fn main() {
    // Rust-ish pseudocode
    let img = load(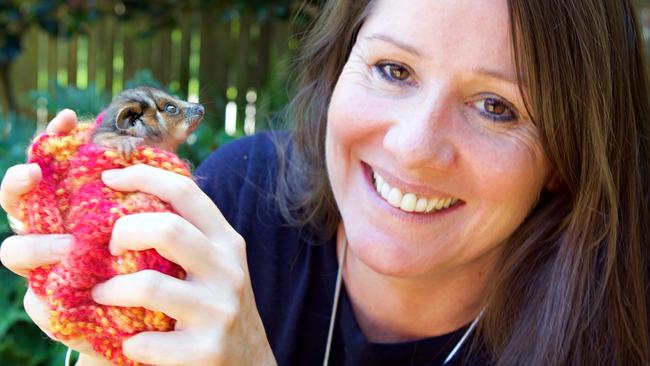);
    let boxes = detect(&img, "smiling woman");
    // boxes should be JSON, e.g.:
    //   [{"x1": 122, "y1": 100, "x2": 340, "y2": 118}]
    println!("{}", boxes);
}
[
  {"x1": 0, "y1": 0, "x2": 649, "y2": 365},
  {"x1": 275, "y1": 0, "x2": 650, "y2": 364}
]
